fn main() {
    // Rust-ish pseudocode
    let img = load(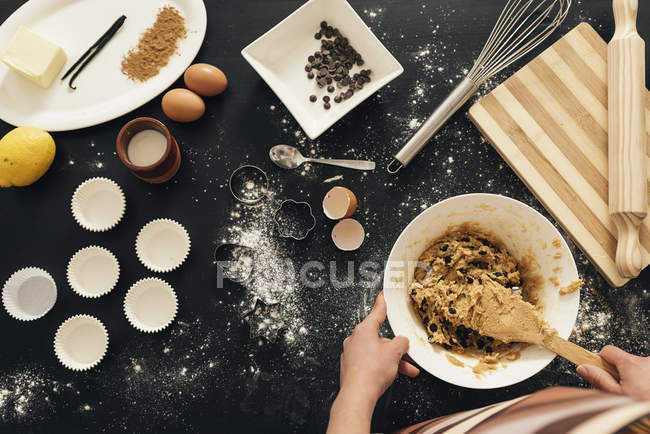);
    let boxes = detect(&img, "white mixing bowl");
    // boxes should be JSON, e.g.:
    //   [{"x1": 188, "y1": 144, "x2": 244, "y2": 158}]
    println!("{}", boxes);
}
[{"x1": 383, "y1": 193, "x2": 580, "y2": 389}]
